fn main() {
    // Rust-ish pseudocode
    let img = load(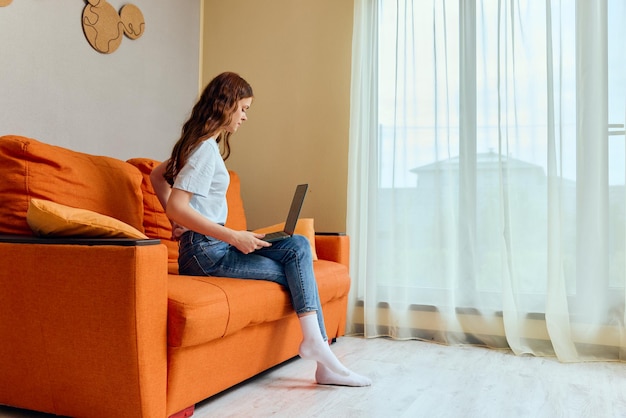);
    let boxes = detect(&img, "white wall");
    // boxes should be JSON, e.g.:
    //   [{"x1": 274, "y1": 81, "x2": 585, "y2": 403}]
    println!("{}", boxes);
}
[{"x1": 0, "y1": 0, "x2": 200, "y2": 161}]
